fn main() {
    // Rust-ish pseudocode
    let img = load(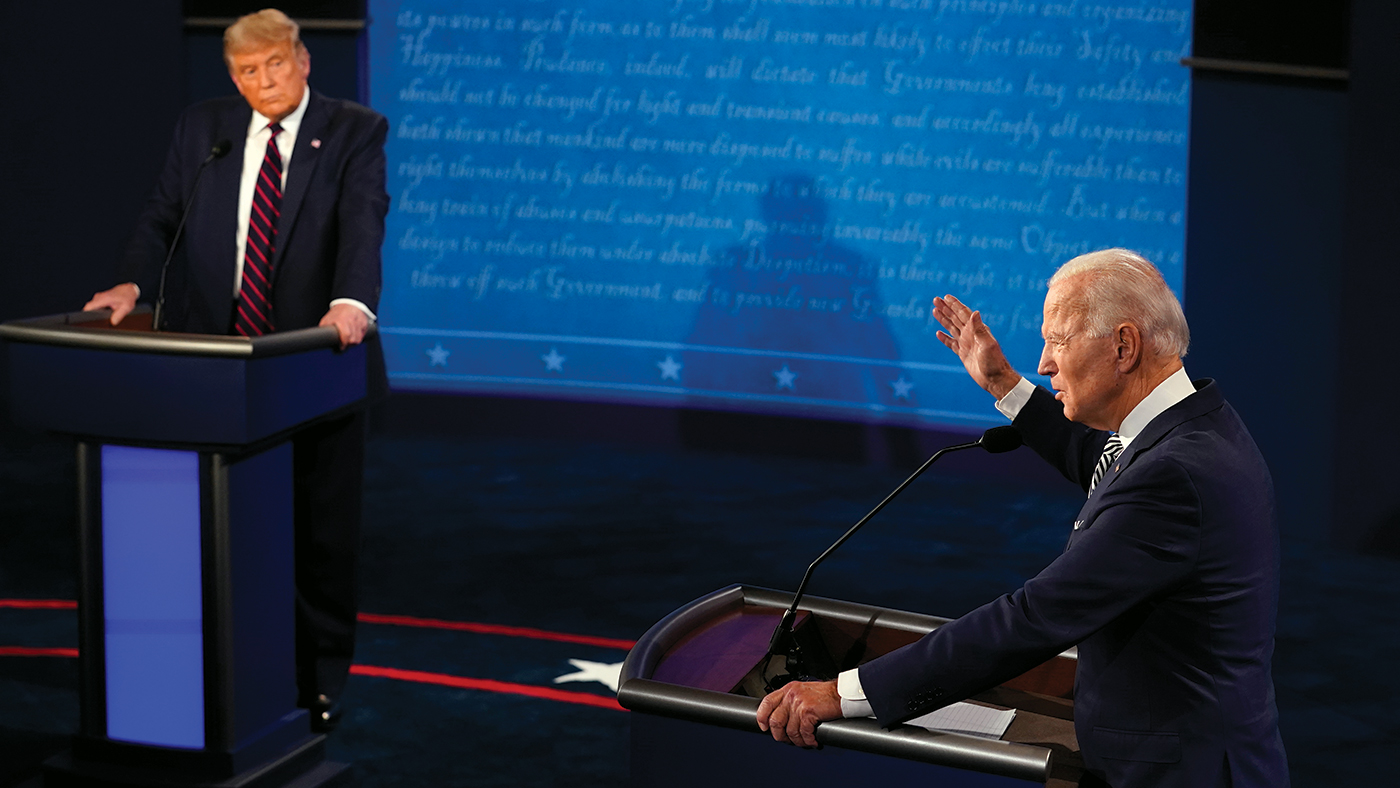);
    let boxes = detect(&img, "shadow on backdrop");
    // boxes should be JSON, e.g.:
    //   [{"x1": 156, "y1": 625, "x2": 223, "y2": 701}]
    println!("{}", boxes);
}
[{"x1": 680, "y1": 175, "x2": 906, "y2": 456}]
